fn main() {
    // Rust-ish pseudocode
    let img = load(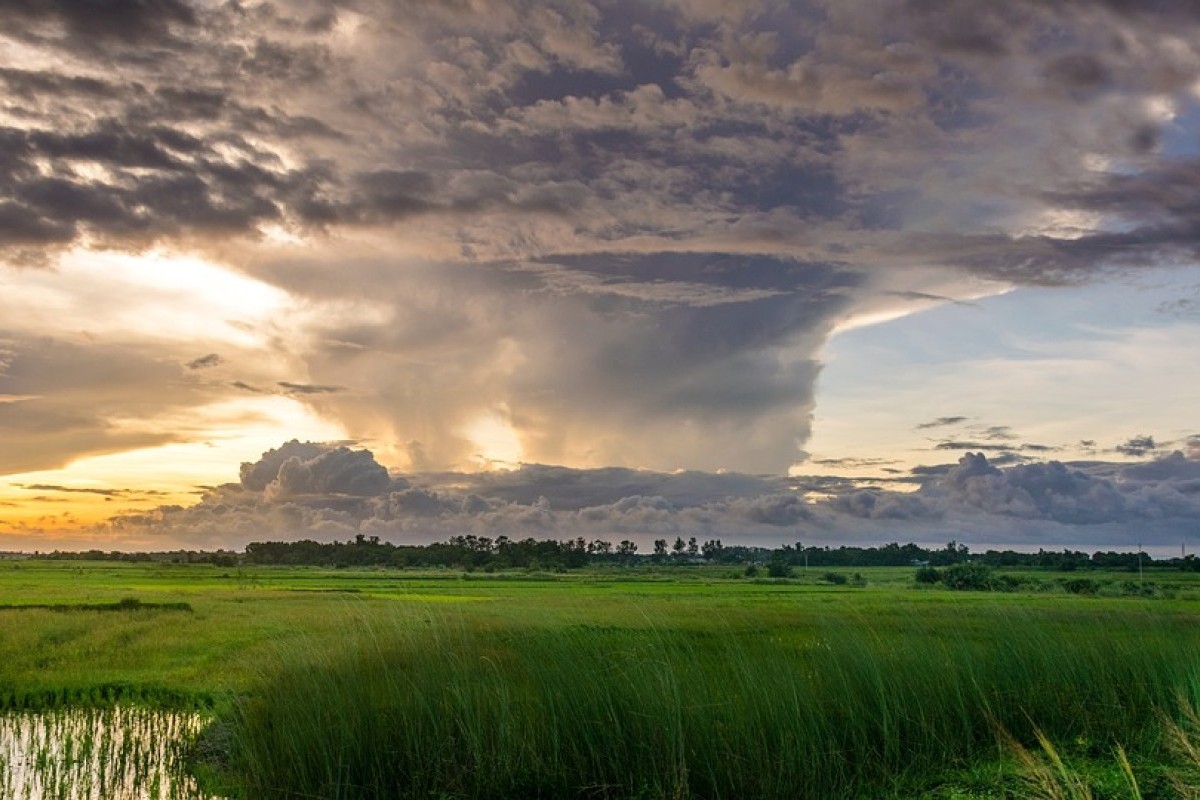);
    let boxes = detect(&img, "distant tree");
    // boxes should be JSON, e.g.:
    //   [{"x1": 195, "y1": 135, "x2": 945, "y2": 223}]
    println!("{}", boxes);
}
[
  {"x1": 653, "y1": 539, "x2": 668, "y2": 562},
  {"x1": 930, "y1": 540, "x2": 971, "y2": 566},
  {"x1": 701, "y1": 539, "x2": 724, "y2": 561},
  {"x1": 686, "y1": 537, "x2": 699, "y2": 557},
  {"x1": 672, "y1": 537, "x2": 686, "y2": 557},
  {"x1": 588, "y1": 539, "x2": 613, "y2": 556}
]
